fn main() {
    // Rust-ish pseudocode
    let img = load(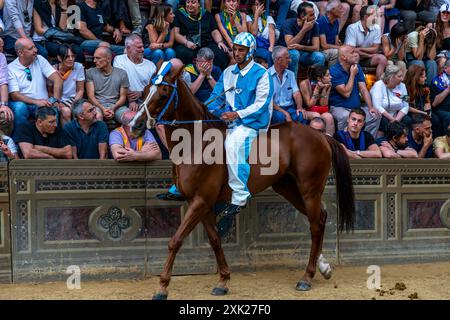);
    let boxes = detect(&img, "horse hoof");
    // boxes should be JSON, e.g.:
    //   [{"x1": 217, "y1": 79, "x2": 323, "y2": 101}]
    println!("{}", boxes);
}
[
  {"x1": 211, "y1": 287, "x2": 229, "y2": 296},
  {"x1": 152, "y1": 293, "x2": 168, "y2": 300},
  {"x1": 296, "y1": 280, "x2": 312, "y2": 291}
]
